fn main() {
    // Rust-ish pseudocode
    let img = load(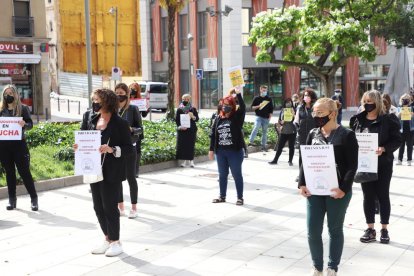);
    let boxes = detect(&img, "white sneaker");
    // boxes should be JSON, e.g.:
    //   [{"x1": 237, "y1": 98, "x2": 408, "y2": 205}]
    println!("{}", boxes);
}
[
  {"x1": 128, "y1": 209, "x2": 137, "y2": 219},
  {"x1": 310, "y1": 267, "x2": 323, "y2": 276},
  {"x1": 180, "y1": 160, "x2": 188, "y2": 167},
  {"x1": 408, "y1": 160, "x2": 412, "y2": 166},
  {"x1": 326, "y1": 268, "x2": 337, "y2": 276},
  {"x1": 91, "y1": 240, "x2": 110, "y2": 254},
  {"x1": 119, "y1": 209, "x2": 126, "y2": 216},
  {"x1": 105, "y1": 241, "x2": 123, "y2": 257},
  {"x1": 396, "y1": 160, "x2": 402, "y2": 165},
  {"x1": 189, "y1": 160, "x2": 195, "y2": 168}
]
